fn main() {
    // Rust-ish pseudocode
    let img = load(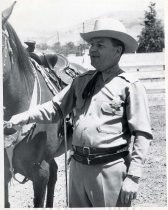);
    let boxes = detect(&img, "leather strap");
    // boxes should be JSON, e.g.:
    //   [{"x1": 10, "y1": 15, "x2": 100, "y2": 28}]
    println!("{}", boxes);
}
[
  {"x1": 72, "y1": 144, "x2": 128, "y2": 156},
  {"x1": 73, "y1": 150, "x2": 129, "y2": 165}
]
